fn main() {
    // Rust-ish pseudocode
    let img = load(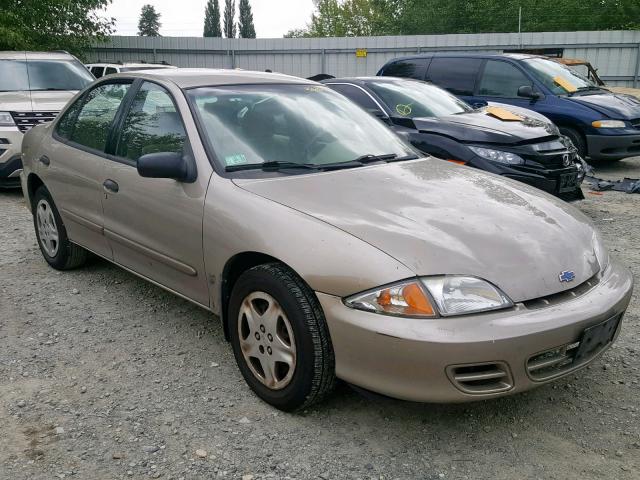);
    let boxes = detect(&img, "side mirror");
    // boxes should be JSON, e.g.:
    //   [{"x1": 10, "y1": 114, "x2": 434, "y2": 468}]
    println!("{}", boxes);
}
[
  {"x1": 137, "y1": 151, "x2": 195, "y2": 182},
  {"x1": 517, "y1": 85, "x2": 542, "y2": 100},
  {"x1": 471, "y1": 100, "x2": 488, "y2": 108}
]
